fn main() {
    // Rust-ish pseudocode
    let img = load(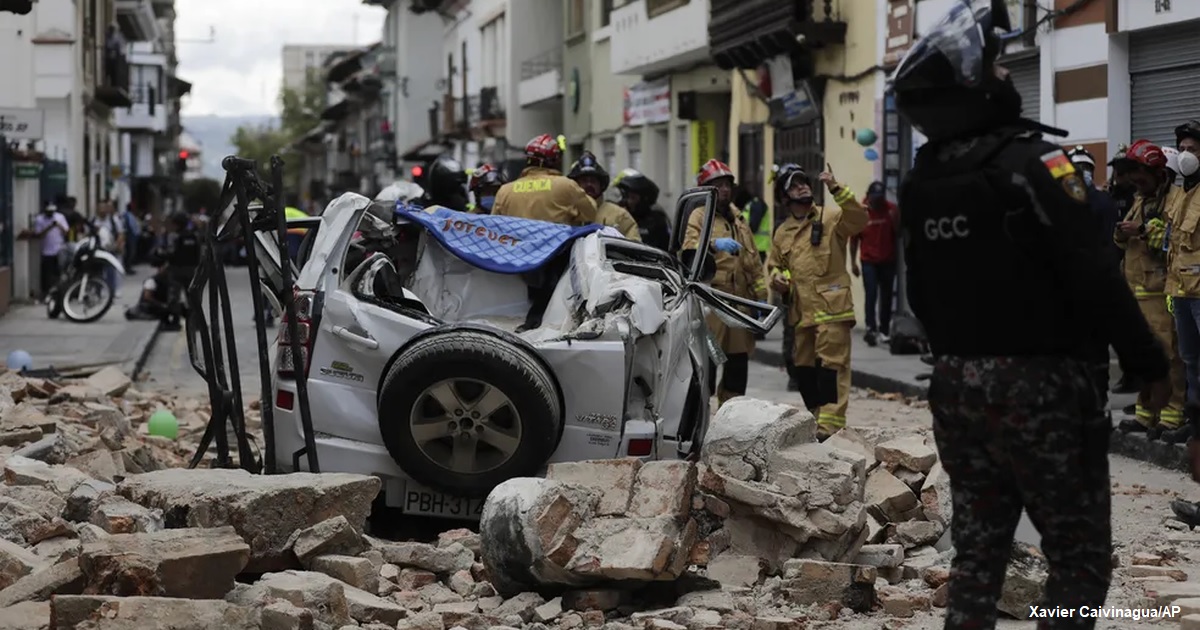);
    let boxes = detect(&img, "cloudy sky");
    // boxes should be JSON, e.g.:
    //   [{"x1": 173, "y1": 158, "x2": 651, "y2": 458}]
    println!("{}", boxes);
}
[{"x1": 175, "y1": 0, "x2": 386, "y2": 117}]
